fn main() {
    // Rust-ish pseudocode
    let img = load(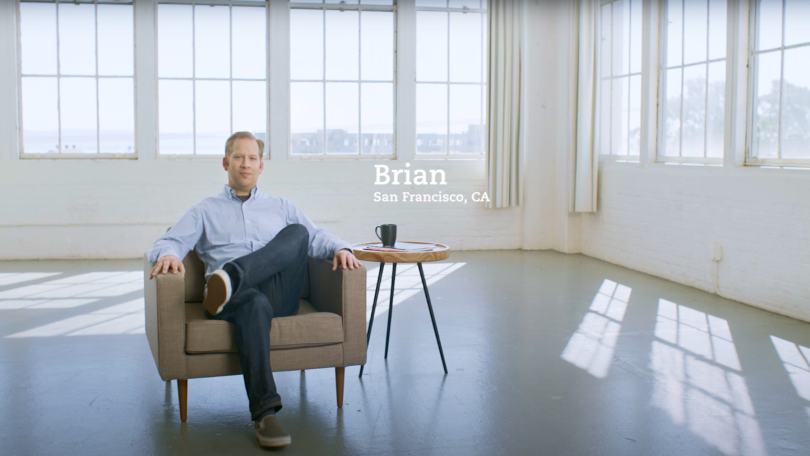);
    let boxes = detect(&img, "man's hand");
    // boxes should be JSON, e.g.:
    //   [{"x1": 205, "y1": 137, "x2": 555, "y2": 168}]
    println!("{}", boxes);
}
[
  {"x1": 332, "y1": 249, "x2": 361, "y2": 271},
  {"x1": 149, "y1": 255, "x2": 186, "y2": 279}
]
